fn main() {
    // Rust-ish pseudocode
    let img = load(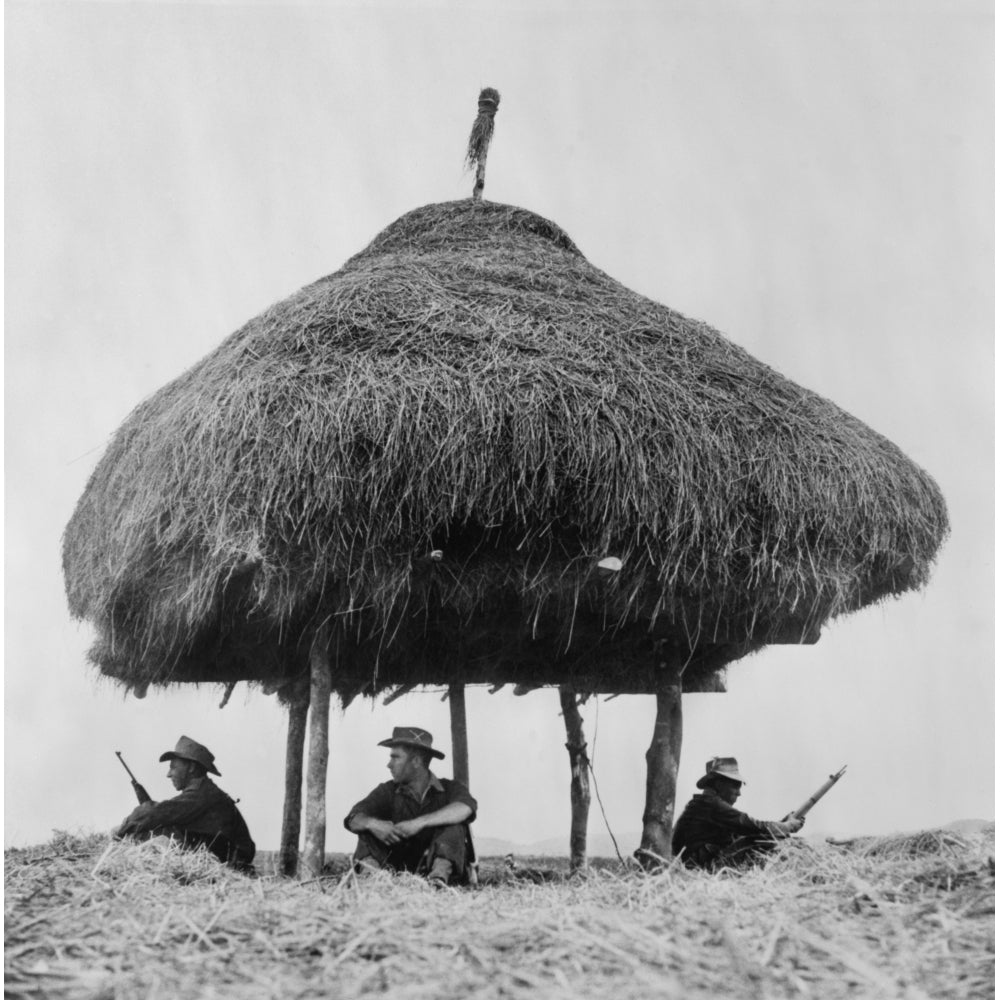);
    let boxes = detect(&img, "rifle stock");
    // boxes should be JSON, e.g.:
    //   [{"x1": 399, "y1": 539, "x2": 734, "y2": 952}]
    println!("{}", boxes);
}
[
  {"x1": 789, "y1": 765, "x2": 846, "y2": 821},
  {"x1": 115, "y1": 751, "x2": 152, "y2": 805}
]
